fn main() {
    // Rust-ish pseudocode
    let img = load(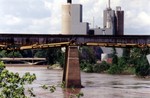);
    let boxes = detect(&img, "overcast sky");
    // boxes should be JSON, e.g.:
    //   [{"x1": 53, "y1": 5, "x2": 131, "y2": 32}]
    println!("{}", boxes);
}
[{"x1": 0, "y1": 0, "x2": 149, "y2": 35}]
